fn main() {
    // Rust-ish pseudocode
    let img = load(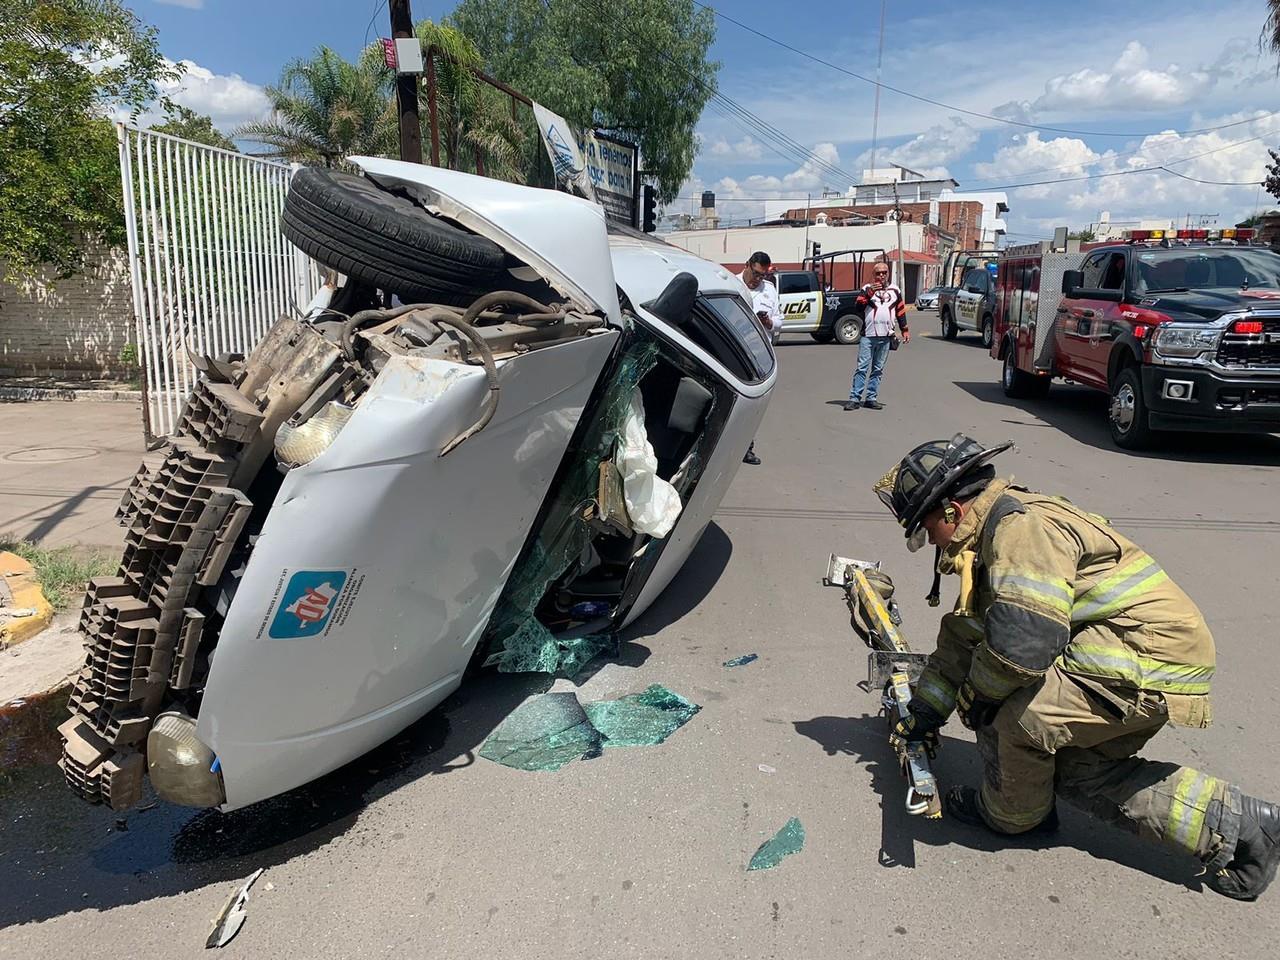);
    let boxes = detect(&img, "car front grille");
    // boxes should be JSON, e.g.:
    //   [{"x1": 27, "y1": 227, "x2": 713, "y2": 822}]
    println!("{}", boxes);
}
[{"x1": 1217, "y1": 317, "x2": 1280, "y2": 368}]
